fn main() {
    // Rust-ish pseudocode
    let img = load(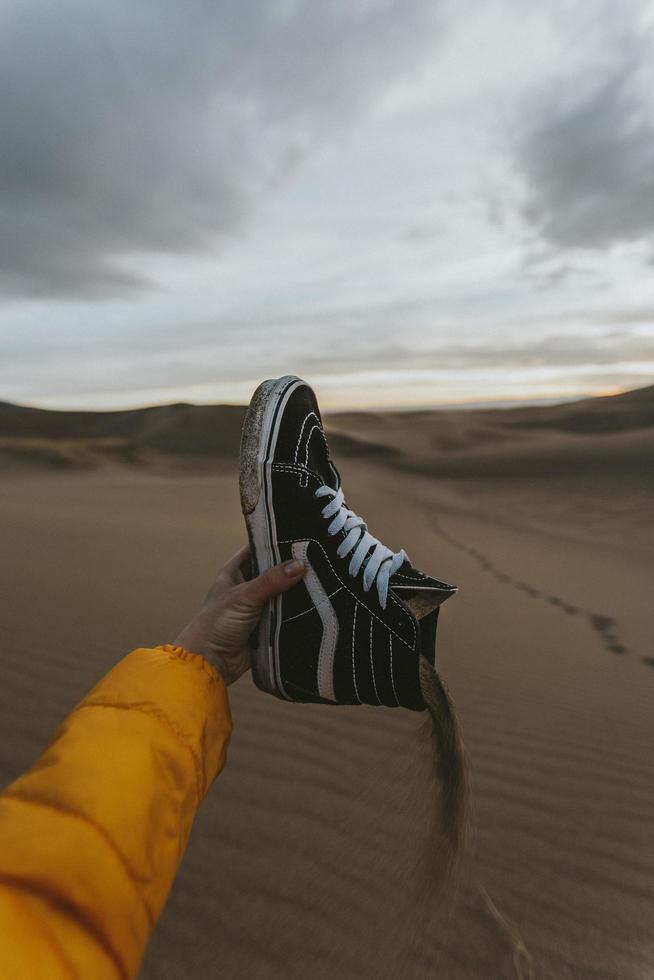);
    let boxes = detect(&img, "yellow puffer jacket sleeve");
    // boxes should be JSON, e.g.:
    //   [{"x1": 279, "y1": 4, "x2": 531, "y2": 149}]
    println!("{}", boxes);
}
[{"x1": 0, "y1": 644, "x2": 232, "y2": 980}]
